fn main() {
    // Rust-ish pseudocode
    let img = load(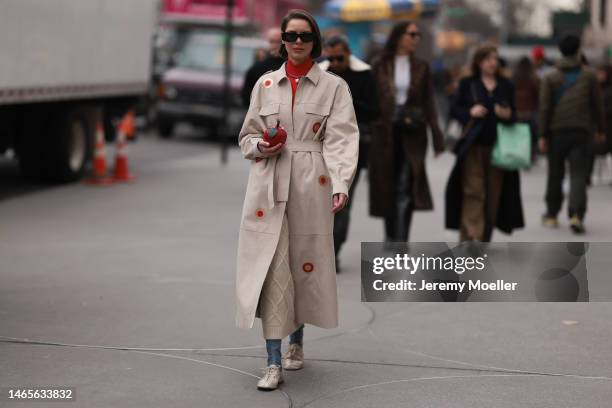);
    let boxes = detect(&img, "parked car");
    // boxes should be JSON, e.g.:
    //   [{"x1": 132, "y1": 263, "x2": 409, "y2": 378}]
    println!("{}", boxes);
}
[{"x1": 156, "y1": 33, "x2": 266, "y2": 138}]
